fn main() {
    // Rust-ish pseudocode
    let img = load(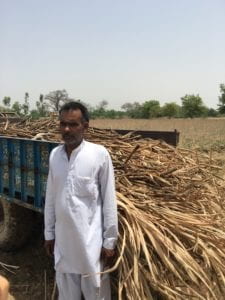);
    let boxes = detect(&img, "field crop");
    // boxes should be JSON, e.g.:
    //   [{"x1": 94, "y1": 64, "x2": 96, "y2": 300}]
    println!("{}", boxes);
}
[
  {"x1": 90, "y1": 117, "x2": 225, "y2": 152},
  {"x1": 91, "y1": 117, "x2": 225, "y2": 174}
]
